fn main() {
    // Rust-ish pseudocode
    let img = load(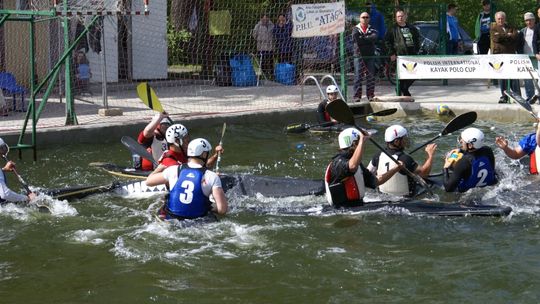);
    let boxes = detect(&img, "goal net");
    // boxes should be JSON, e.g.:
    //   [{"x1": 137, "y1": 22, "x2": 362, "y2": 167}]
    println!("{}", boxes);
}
[{"x1": 1, "y1": 0, "x2": 346, "y2": 129}]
